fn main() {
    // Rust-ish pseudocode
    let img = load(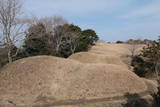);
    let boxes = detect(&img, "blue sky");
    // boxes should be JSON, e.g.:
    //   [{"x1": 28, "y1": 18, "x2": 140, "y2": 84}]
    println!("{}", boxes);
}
[{"x1": 24, "y1": 0, "x2": 160, "y2": 42}]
